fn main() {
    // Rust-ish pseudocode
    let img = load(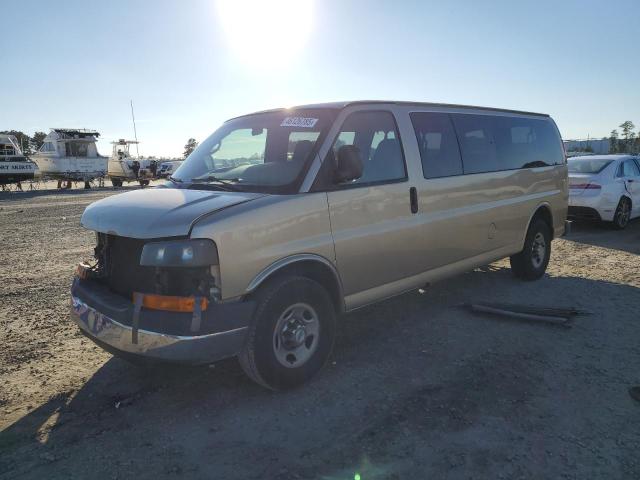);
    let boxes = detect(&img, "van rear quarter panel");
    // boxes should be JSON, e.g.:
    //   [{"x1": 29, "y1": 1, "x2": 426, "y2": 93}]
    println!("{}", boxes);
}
[
  {"x1": 410, "y1": 165, "x2": 566, "y2": 271},
  {"x1": 189, "y1": 192, "x2": 335, "y2": 301}
]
